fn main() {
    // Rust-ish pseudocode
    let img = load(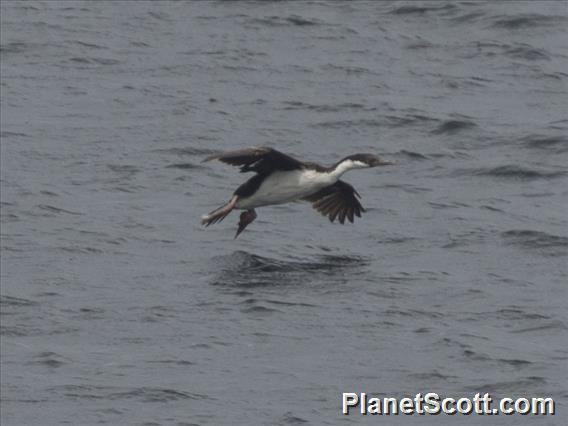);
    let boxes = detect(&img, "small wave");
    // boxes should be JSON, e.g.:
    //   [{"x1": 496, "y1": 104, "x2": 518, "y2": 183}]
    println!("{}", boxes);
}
[
  {"x1": 396, "y1": 150, "x2": 429, "y2": 160},
  {"x1": 517, "y1": 192, "x2": 556, "y2": 198},
  {"x1": 0, "y1": 131, "x2": 29, "y2": 138},
  {"x1": 221, "y1": 64, "x2": 257, "y2": 72},
  {"x1": 0, "y1": 41, "x2": 32, "y2": 54},
  {"x1": 130, "y1": 38, "x2": 152, "y2": 47},
  {"x1": 281, "y1": 101, "x2": 372, "y2": 112},
  {"x1": 265, "y1": 299, "x2": 317, "y2": 308},
  {"x1": 493, "y1": 308, "x2": 550, "y2": 321},
  {"x1": 320, "y1": 118, "x2": 372, "y2": 129},
  {"x1": 313, "y1": 113, "x2": 437, "y2": 130},
  {"x1": 385, "y1": 111, "x2": 438, "y2": 126},
  {"x1": 385, "y1": 308, "x2": 444, "y2": 319},
  {"x1": 0, "y1": 325, "x2": 33, "y2": 337},
  {"x1": 56, "y1": 246, "x2": 104, "y2": 255},
  {"x1": 382, "y1": 235, "x2": 418, "y2": 244},
  {"x1": 28, "y1": 351, "x2": 69, "y2": 368},
  {"x1": 241, "y1": 305, "x2": 281, "y2": 315},
  {"x1": 512, "y1": 321, "x2": 568, "y2": 334},
  {"x1": 37, "y1": 204, "x2": 82, "y2": 215},
  {"x1": 51, "y1": 384, "x2": 104, "y2": 400},
  {"x1": 389, "y1": 4, "x2": 456, "y2": 15},
  {"x1": 50, "y1": 385, "x2": 209, "y2": 402},
  {"x1": 542, "y1": 71, "x2": 568, "y2": 81},
  {"x1": 9, "y1": 4, "x2": 40, "y2": 11},
  {"x1": 463, "y1": 350, "x2": 491, "y2": 362},
  {"x1": 286, "y1": 15, "x2": 320, "y2": 26},
  {"x1": 3, "y1": 323, "x2": 78, "y2": 337},
  {"x1": 57, "y1": 6, "x2": 92, "y2": 12},
  {"x1": 381, "y1": 183, "x2": 432, "y2": 194},
  {"x1": 320, "y1": 64, "x2": 375, "y2": 75},
  {"x1": 431, "y1": 119, "x2": 477, "y2": 134},
  {"x1": 439, "y1": 337, "x2": 472, "y2": 350},
  {"x1": 442, "y1": 76, "x2": 489, "y2": 89},
  {"x1": 166, "y1": 162, "x2": 205, "y2": 170},
  {"x1": 278, "y1": 412, "x2": 309, "y2": 425},
  {"x1": 146, "y1": 359, "x2": 195, "y2": 366},
  {"x1": 451, "y1": 11, "x2": 486, "y2": 24},
  {"x1": 0, "y1": 215, "x2": 20, "y2": 224},
  {"x1": 501, "y1": 229, "x2": 568, "y2": 254},
  {"x1": 152, "y1": 146, "x2": 217, "y2": 157},
  {"x1": 461, "y1": 165, "x2": 567, "y2": 180},
  {"x1": 429, "y1": 201, "x2": 470, "y2": 210},
  {"x1": 107, "y1": 164, "x2": 140, "y2": 175},
  {"x1": 224, "y1": 251, "x2": 361, "y2": 273},
  {"x1": 238, "y1": 298, "x2": 306, "y2": 314},
  {"x1": 404, "y1": 39, "x2": 434, "y2": 50},
  {"x1": 0, "y1": 295, "x2": 38, "y2": 307},
  {"x1": 394, "y1": 149, "x2": 462, "y2": 161},
  {"x1": 409, "y1": 370, "x2": 454, "y2": 381},
  {"x1": 251, "y1": 15, "x2": 322, "y2": 27},
  {"x1": 498, "y1": 358, "x2": 533, "y2": 367},
  {"x1": 442, "y1": 229, "x2": 487, "y2": 249},
  {"x1": 480, "y1": 205, "x2": 504, "y2": 213},
  {"x1": 210, "y1": 250, "x2": 366, "y2": 287},
  {"x1": 148, "y1": 10, "x2": 170, "y2": 21},
  {"x1": 491, "y1": 14, "x2": 566, "y2": 30},
  {"x1": 76, "y1": 307, "x2": 106, "y2": 320},
  {"x1": 68, "y1": 56, "x2": 120, "y2": 66},
  {"x1": 74, "y1": 40, "x2": 106, "y2": 50},
  {"x1": 111, "y1": 387, "x2": 209, "y2": 402},
  {"x1": 506, "y1": 45, "x2": 551, "y2": 61},
  {"x1": 522, "y1": 135, "x2": 568, "y2": 153}
]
